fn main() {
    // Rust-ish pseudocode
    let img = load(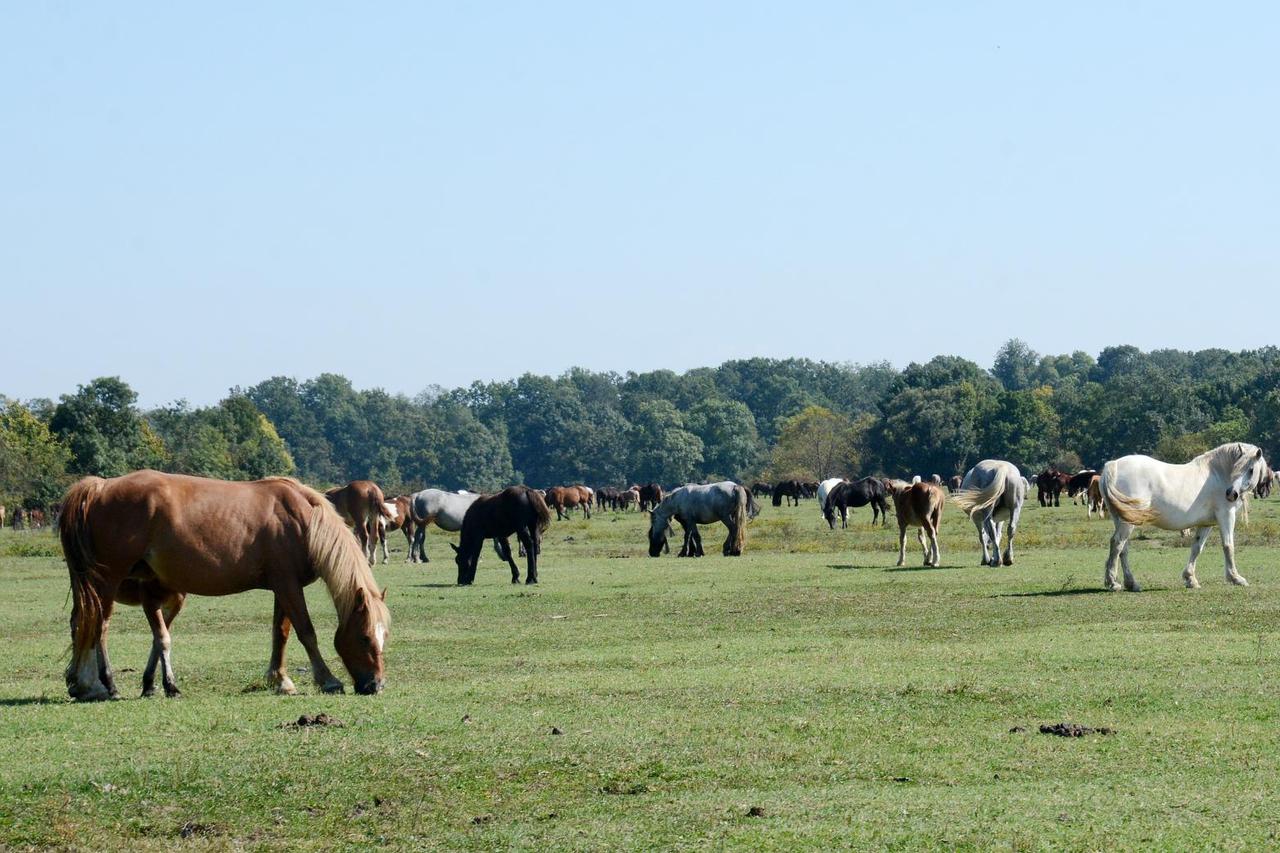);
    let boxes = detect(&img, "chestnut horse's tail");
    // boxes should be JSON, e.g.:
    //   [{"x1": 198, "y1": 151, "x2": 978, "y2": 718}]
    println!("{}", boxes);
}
[
  {"x1": 60, "y1": 477, "x2": 109, "y2": 668},
  {"x1": 528, "y1": 487, "x2": 552, "y2": 536}
]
